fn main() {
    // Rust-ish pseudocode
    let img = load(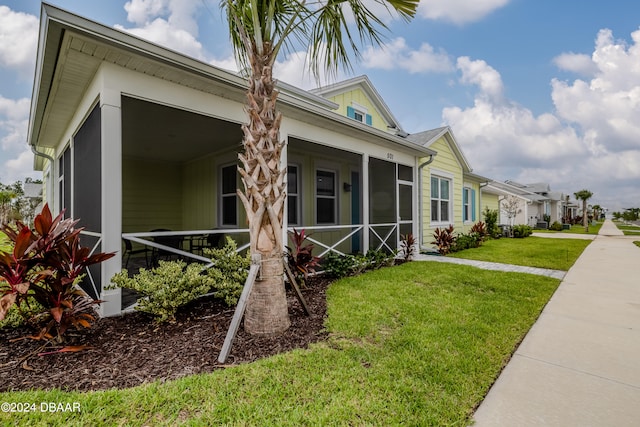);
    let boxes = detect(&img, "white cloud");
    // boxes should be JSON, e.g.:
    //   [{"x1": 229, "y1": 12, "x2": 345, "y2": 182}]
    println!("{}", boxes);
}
[
  {"x1": 553, "y1": 52, "x2": 597, "y2": 77},
  {"x1": 0, "y1": 95, "x2": 30, "y2": 152},
  {"x1": 0, "y1": 6, "x2": 38, "y2": 75},
  {"x1": 417, "y1": 0, "x2": 511, "y2": 25},
  {"x1": 456, "y1": 56, "x2": 504, "y2": 102},
  {"x1": 442, "y1": 27, "x2": 640, "y2": 211},
  {"x1": 362, "y1": 38, "x2": 454, "y2": 73},
  {"x1": 1, "y1": 149, "x2": 39, "y2": 184},
  {"x1": 117, "y1": 0, "x2": 205, "y2": 59},
  {"x1": 551, "y1": 28, "x2": 640, "y2": 152}
]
